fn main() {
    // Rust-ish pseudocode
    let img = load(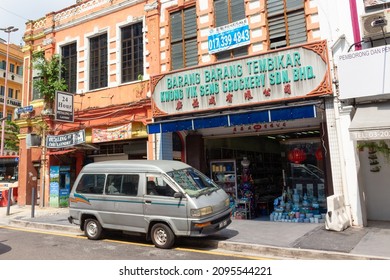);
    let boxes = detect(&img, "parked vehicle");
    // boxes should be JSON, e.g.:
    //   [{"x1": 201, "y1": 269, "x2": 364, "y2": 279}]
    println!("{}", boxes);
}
[{"x1": 68, "y1": 160, "x2": 232, "y2": 249}]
